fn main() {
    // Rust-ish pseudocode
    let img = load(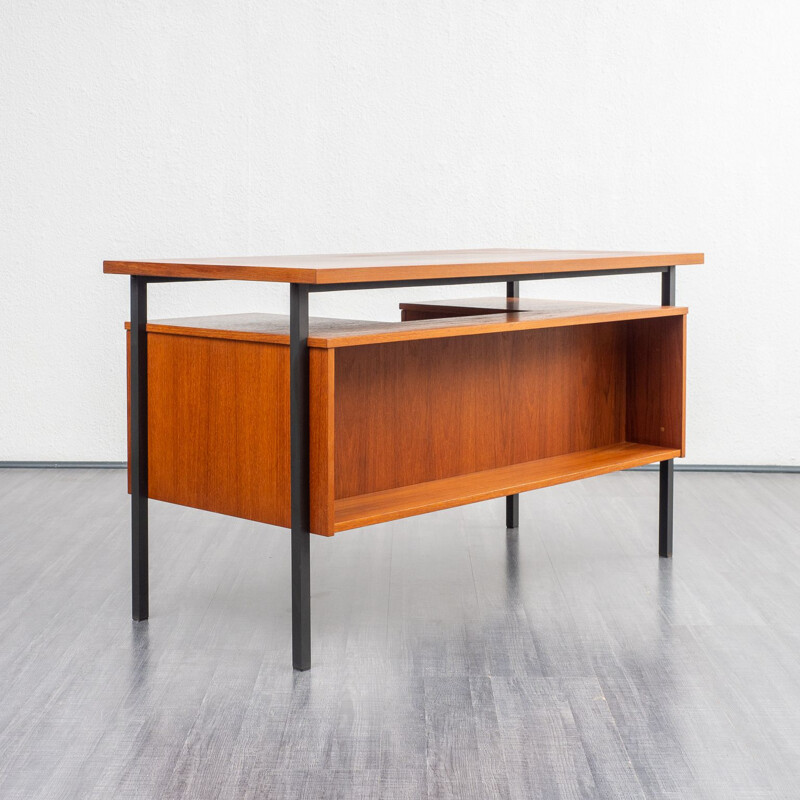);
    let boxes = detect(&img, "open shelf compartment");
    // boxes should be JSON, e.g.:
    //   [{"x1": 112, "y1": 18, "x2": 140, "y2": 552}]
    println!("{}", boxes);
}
[
  {"x1": 129, "y1": 299, "x2": 686, "y2": 536},
  {"x1": 314, "y1": 306, "x2": 686, "y2": 535},
  {"x1": 334, "y1": 442, "x2": 680, "y2": 531}
]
